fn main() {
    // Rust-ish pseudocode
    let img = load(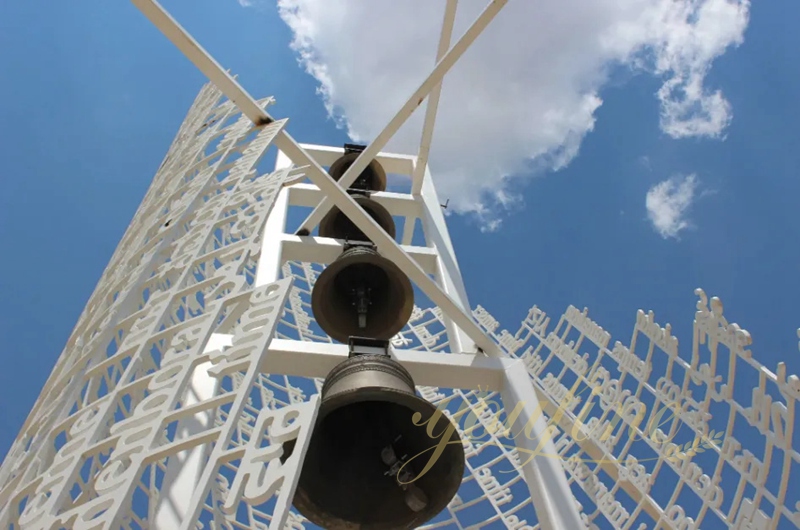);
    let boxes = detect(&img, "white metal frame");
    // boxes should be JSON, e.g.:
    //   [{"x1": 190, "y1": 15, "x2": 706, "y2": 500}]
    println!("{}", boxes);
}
[
  {"x1": 132, "y1": 1, "x2": 586, "y2": 528},
  {"x1": 253, "y1": 144, "x2": 584, "y2": 528},
  {"x1": 131, "y1": 0, "x2": 503, "y2": 357},
  {"x1": 2, "y1": 3, "x2": 796, "y2": 523}
]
